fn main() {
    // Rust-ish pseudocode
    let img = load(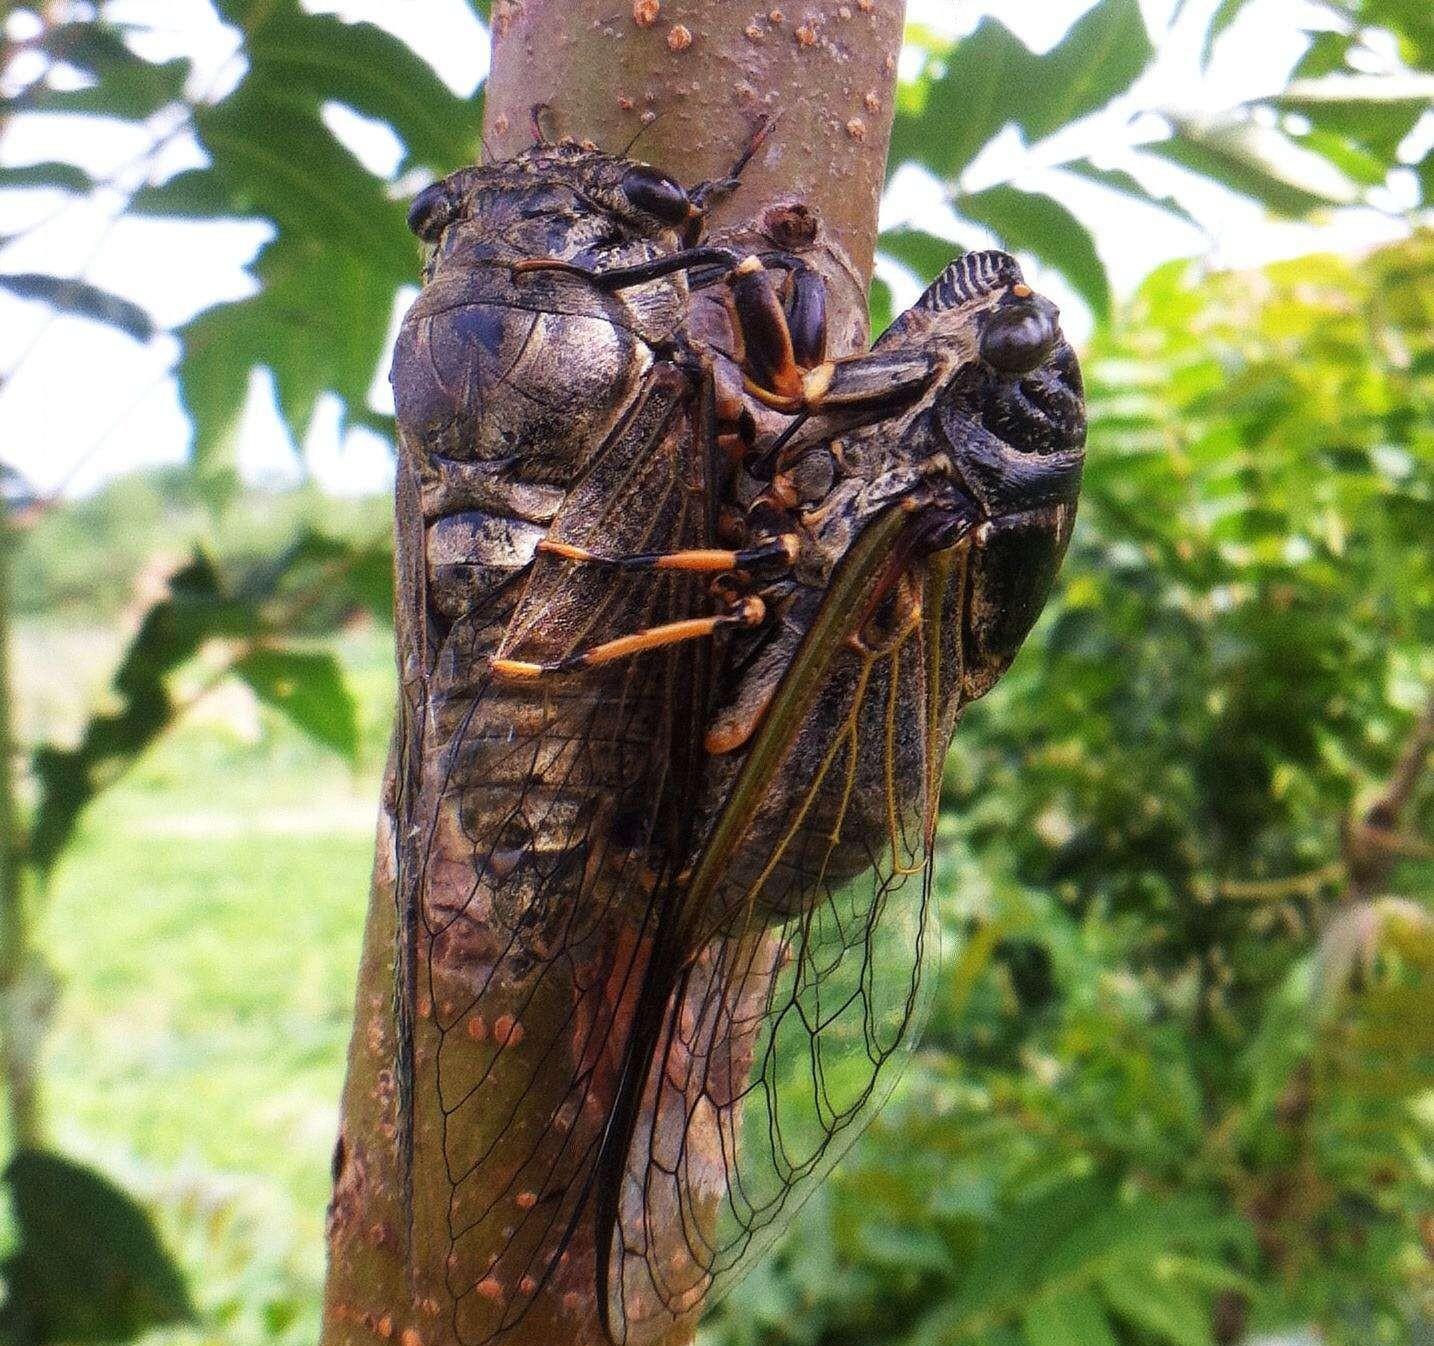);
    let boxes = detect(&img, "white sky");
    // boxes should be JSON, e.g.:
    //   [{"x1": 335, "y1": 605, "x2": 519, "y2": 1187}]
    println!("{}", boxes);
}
[{"x1": 0, "y1": 0, "x2": 1424, "y2": 499}]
